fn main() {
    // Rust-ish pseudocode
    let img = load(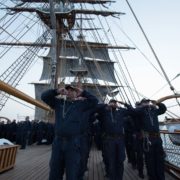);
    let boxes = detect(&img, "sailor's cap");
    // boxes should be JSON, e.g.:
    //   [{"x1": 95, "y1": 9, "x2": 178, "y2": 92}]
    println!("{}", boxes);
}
[
  {"x1": 140, "y1": 98, "x2": 151, "y2": 104},
  {"x1": 65, "y1": 85, "x2": 77, "y2": 91},
  {"x1": 109, "y1": 99, "x2": 117, "y2": 103}
]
